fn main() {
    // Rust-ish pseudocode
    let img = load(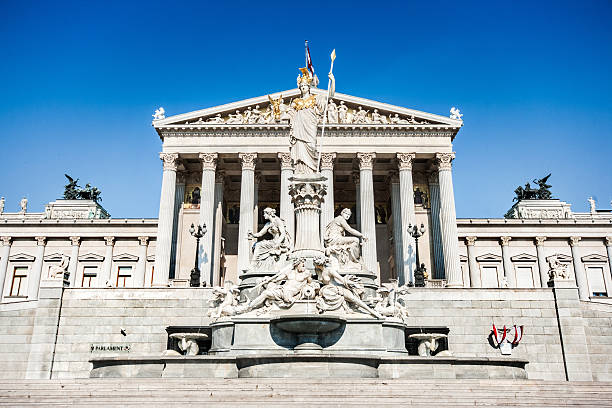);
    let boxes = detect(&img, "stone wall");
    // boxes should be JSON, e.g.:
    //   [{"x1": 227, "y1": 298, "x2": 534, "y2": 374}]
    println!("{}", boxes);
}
[{"x1": 582, "y1": 301, "x2": 612, "y2": 381}]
